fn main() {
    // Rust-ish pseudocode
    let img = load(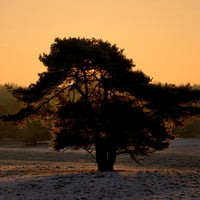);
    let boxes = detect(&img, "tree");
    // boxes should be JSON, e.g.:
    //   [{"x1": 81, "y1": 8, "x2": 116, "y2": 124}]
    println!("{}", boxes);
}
[
  {"x1": 0, "y1": 85, "x2": 21, "y2": 140},
  {"x1": 1, "y1": 37, "x2": 200, "y2": 171},
  {"x1": 0, "y1": 84, "x2": 51, "y2": 143},
  {"x1": 0, "y1": 84, "x2": 21, "y2": 115}
]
